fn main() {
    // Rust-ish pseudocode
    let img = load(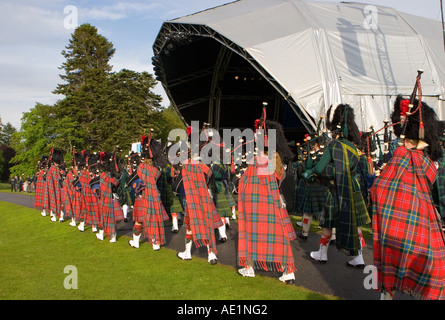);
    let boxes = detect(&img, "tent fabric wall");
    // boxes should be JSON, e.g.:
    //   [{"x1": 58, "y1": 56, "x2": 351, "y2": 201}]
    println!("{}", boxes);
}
[{"x1": 156, "y1": 0, "x2": 445, "y2": 131}]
